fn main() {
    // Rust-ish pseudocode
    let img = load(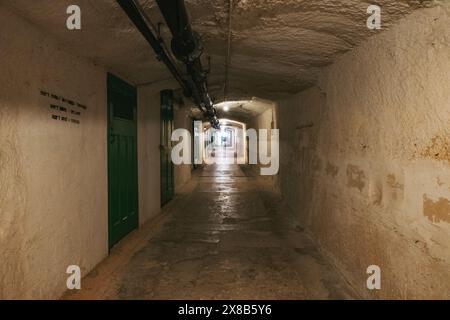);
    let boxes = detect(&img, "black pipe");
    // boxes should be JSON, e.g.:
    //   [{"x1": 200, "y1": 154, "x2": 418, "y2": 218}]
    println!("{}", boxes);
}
[
  {"x1": 155, "y1": 0, "x2": 219, "y2": 128},
  {"x1": 117, "y1": 0, "x2": 219, "y2": 128},
  {"x1": 116, "y1": 0, "x2": 191, "y2": 96},
  {"x1": 155, "y1": 0, "x2": 200, "y2": 63}
]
